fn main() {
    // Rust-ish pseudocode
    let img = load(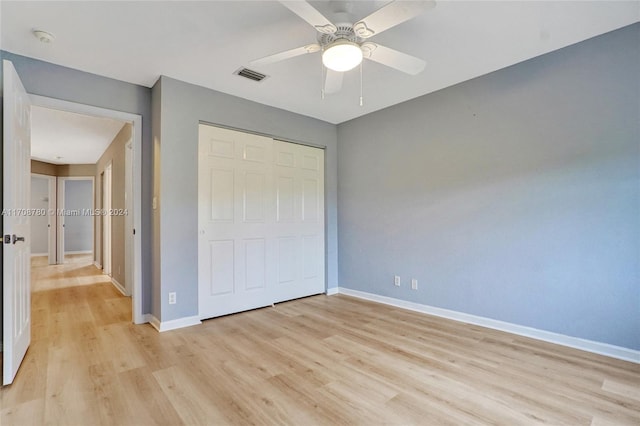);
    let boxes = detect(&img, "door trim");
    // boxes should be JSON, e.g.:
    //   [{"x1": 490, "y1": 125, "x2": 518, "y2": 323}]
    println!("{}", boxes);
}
[
  {"x1": 124, "y1": 140, "x2": 134, "y2": 295},
  {"x1": 30, "y1": 95, "x2": 145, "y2": 324},
  {"x1": 198, "y1": 119, "x2": 327, "y2": 150},
  {"x1": 102, "y1": 163, "x2": 112, "y2": 276},
  {"x1": 31, "y1": 173, "x2": 57, "y2": 264}
]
